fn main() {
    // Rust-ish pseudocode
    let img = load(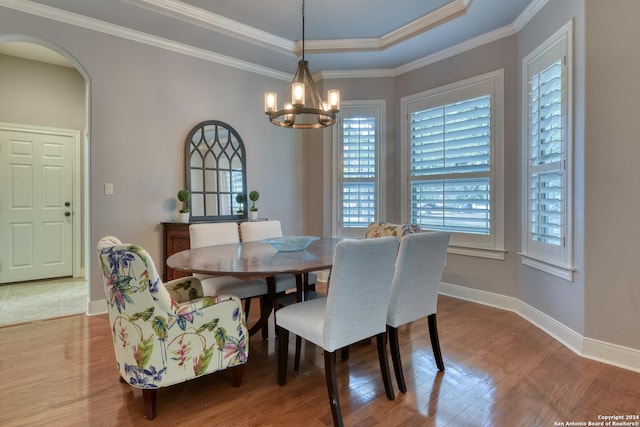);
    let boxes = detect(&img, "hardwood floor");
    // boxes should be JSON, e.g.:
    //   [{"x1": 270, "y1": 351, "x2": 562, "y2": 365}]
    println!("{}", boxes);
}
[{"x1": 1, "y1": 295, "x2": 638, "y2": 426}]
